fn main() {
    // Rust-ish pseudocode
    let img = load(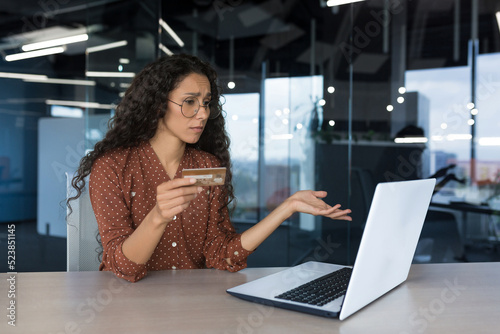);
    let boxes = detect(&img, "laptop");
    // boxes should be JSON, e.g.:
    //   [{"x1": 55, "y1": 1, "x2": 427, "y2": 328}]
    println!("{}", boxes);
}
[{"x1": 227, "y1": 178, "x2": 436, "y2": 320}]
